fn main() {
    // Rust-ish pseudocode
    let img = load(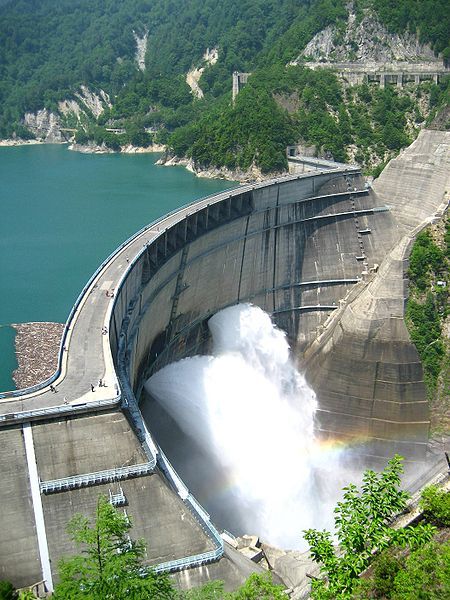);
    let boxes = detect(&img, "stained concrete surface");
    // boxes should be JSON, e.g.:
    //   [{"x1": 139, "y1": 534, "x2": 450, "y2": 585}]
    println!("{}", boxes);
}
[
  {"x1": 32, "y1": 410, "x2": 146, "y2": 480},
  {"x1": 0, "y1": 427, "x2": 41, "y2": 586},
  {"x1": 1, "y1": 138, "x2": 448, "y2": 589}
]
